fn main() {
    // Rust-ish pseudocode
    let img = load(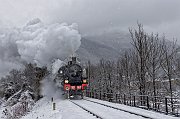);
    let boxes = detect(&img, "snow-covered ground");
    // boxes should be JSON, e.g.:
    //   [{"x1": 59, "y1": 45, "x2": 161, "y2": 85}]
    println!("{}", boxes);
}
[
  {"x1": 20, "y1": 97, "x2": 97, "y2": 119},
  {"x1": 72, "y1": 99, "x2": 145, "y2": 119},
  {"x1": 11, "y1": 96, "x2": 178, "y2": 119},
  {"x1": 85, "y1": 97, "x2": 179, "y2": 119}
]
